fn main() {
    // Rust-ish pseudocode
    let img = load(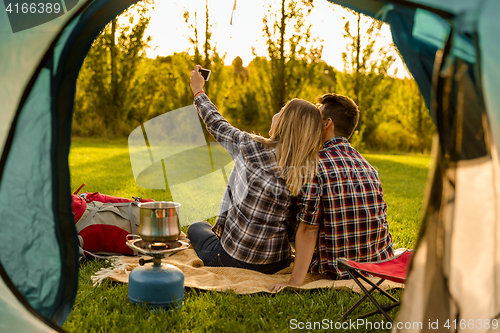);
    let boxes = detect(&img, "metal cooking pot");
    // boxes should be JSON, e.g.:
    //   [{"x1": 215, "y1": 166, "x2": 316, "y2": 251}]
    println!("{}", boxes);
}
[{"x1": 138, "y1": 201, "x2": 181, "y2": 242}]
